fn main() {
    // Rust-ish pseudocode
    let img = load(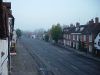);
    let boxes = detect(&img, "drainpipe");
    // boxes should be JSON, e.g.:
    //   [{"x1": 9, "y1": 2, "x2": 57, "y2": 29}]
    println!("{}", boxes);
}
[{"x1": 8, "y1": 29, "x2": 11, "y2": 75}]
